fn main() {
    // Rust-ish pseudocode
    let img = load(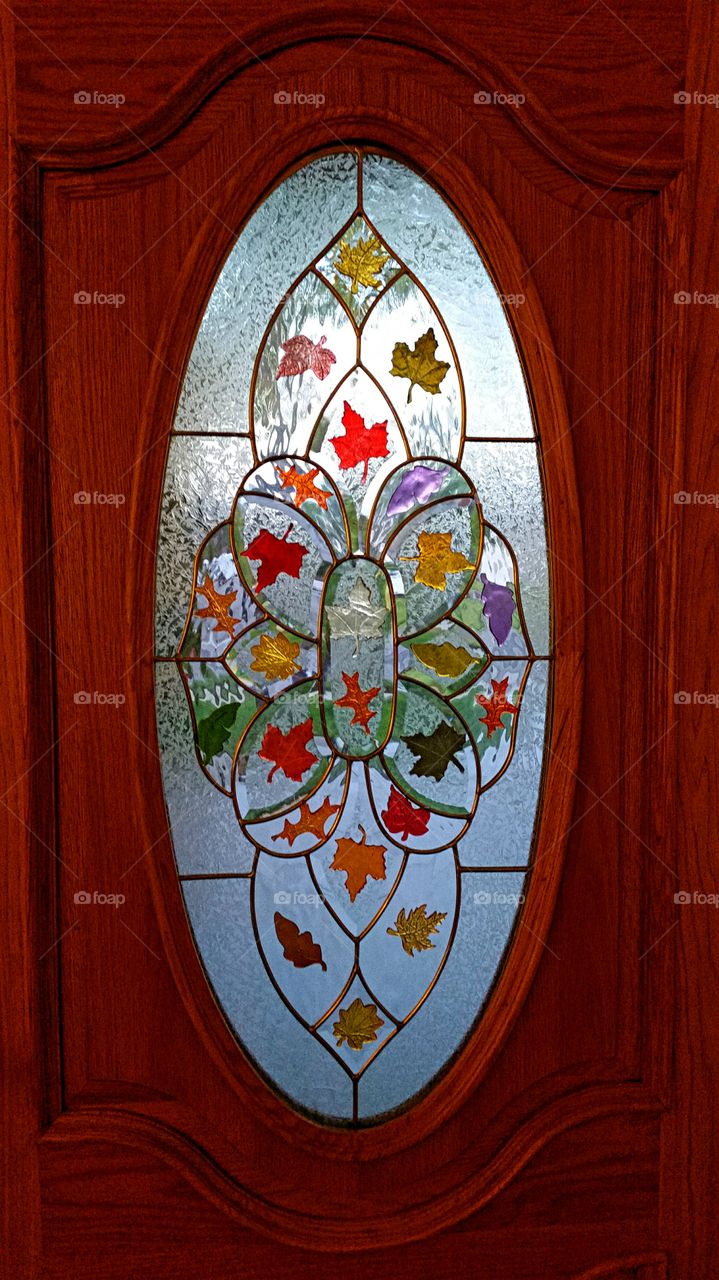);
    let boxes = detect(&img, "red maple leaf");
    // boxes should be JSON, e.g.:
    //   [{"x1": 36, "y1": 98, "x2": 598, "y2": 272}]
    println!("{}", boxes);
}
[
  {"x1": 259, "y1": 719, "x2": 318, "y2": 782},
  {"x1": 476, "y1": 676, "x2": 519, "y2": 737},
  {"x1": 381, "y1": 785, "x2": 430, "y2": 840},
  {"x1": 335, "y1": 671, "x2": 380, "y2": 734},
  {"x1": 330, "y1": 401, "x2": 389, "y2": 482},
  {"x1": 276, "y1": 334, "x2": 336, "y2": 381},
  {"x1": 243, "y1": 525, "x2": 308, "y2": 591}
]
